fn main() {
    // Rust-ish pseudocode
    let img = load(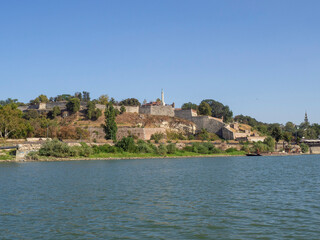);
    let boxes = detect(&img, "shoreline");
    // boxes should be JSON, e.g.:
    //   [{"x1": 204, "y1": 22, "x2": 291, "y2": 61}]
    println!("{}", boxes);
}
[{"x1": 0, "y1": 152, "x2": 306, "y2": 163}]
